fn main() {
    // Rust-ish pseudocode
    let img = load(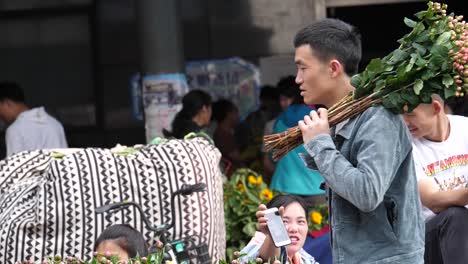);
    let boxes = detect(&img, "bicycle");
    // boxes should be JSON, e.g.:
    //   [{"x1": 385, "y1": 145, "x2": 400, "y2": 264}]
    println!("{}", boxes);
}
[{"x1": 95, "y1": 183, "x2": 211, "y2": 264}]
